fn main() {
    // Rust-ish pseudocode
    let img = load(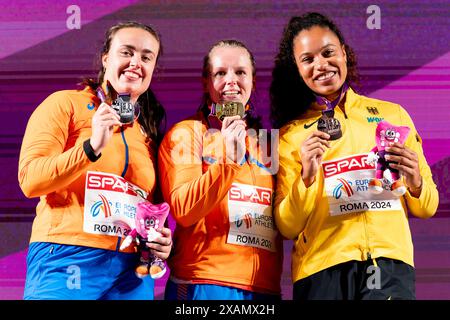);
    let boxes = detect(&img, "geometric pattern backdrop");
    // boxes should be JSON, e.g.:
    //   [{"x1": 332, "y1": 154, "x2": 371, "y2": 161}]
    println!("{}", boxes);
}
[{"x1": 0, "y1": 0, "x2": 449, "y2": 299}]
